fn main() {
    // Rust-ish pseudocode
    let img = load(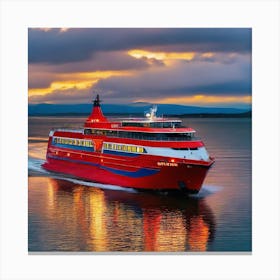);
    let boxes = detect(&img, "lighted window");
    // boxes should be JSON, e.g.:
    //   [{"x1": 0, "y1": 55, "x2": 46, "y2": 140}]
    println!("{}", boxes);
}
[{"x1": 131, "y1": 146, "x2": 136, "y2": 152}]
